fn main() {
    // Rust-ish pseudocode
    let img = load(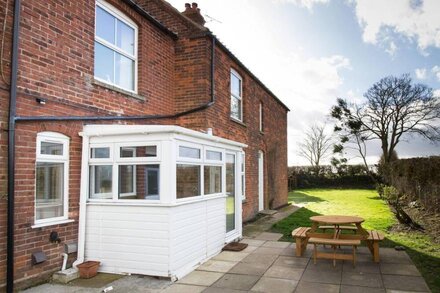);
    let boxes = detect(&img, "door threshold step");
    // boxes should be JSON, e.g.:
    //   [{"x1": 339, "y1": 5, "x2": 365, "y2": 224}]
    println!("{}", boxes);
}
[{"x1": 259, "y1": 209, "x2": 277, "y2": 215}]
